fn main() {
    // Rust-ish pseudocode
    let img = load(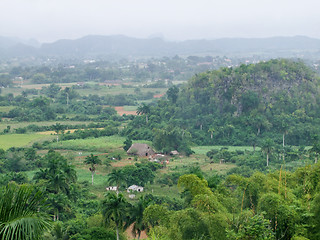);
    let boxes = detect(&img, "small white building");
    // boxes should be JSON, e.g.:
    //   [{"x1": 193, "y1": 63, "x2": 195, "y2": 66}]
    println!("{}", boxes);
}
[
  {"x1": 127, "y1": 185, "x2": 144, "y2": 193},
  {"x1": 106, "y1": 186, "x2": 118, "y2": 191},
  {"x1": 129, "y1": 194, "x2": 136, "y2": 199},
  {"x1": 170, "y1": 150, "x2": 179, "y2": 156},
  {"x1": 149, "y1": 154, "x2": 168, "y2": 163}
]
